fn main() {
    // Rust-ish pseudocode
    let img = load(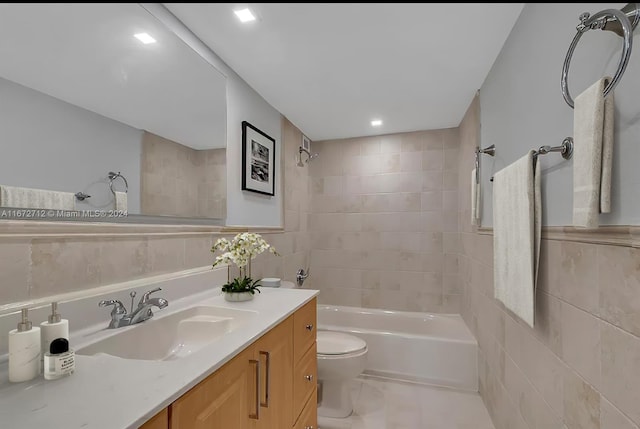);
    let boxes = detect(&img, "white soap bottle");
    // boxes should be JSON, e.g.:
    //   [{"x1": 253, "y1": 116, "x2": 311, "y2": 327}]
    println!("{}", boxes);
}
[
  {"x1": 40, "y1": 302, "x2": 69, "y2": 372},
  {"x1": 8, "y1": 309, "x2": 41, "y2": 383}
]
